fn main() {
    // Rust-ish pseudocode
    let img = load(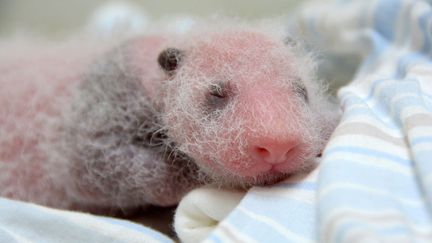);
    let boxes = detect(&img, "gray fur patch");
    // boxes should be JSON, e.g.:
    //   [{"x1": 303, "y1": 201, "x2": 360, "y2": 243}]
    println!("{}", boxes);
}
[{"x1": 59, "y1": 48, "x2": 203, "y2": 210}]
